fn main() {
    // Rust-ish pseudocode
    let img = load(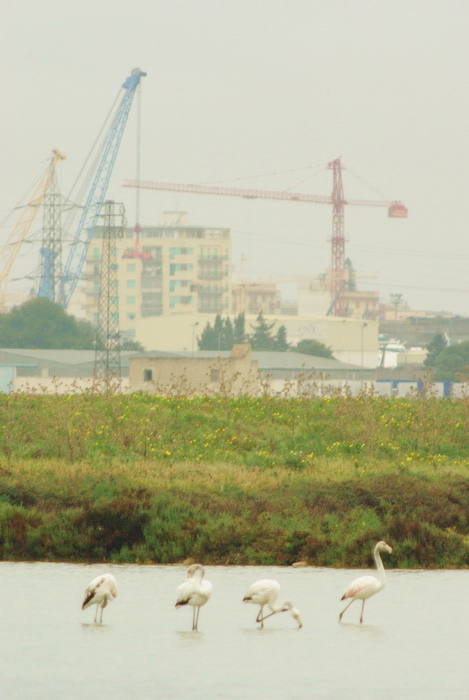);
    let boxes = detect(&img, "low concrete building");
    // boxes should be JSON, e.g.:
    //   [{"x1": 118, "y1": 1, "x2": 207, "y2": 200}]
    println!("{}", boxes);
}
[
  {"x1": 129, "y1": 345, "x2": 375, "y2": 397},
  {"x1": 130, "y1": 344, "x2": 258, "y2": 396}
]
